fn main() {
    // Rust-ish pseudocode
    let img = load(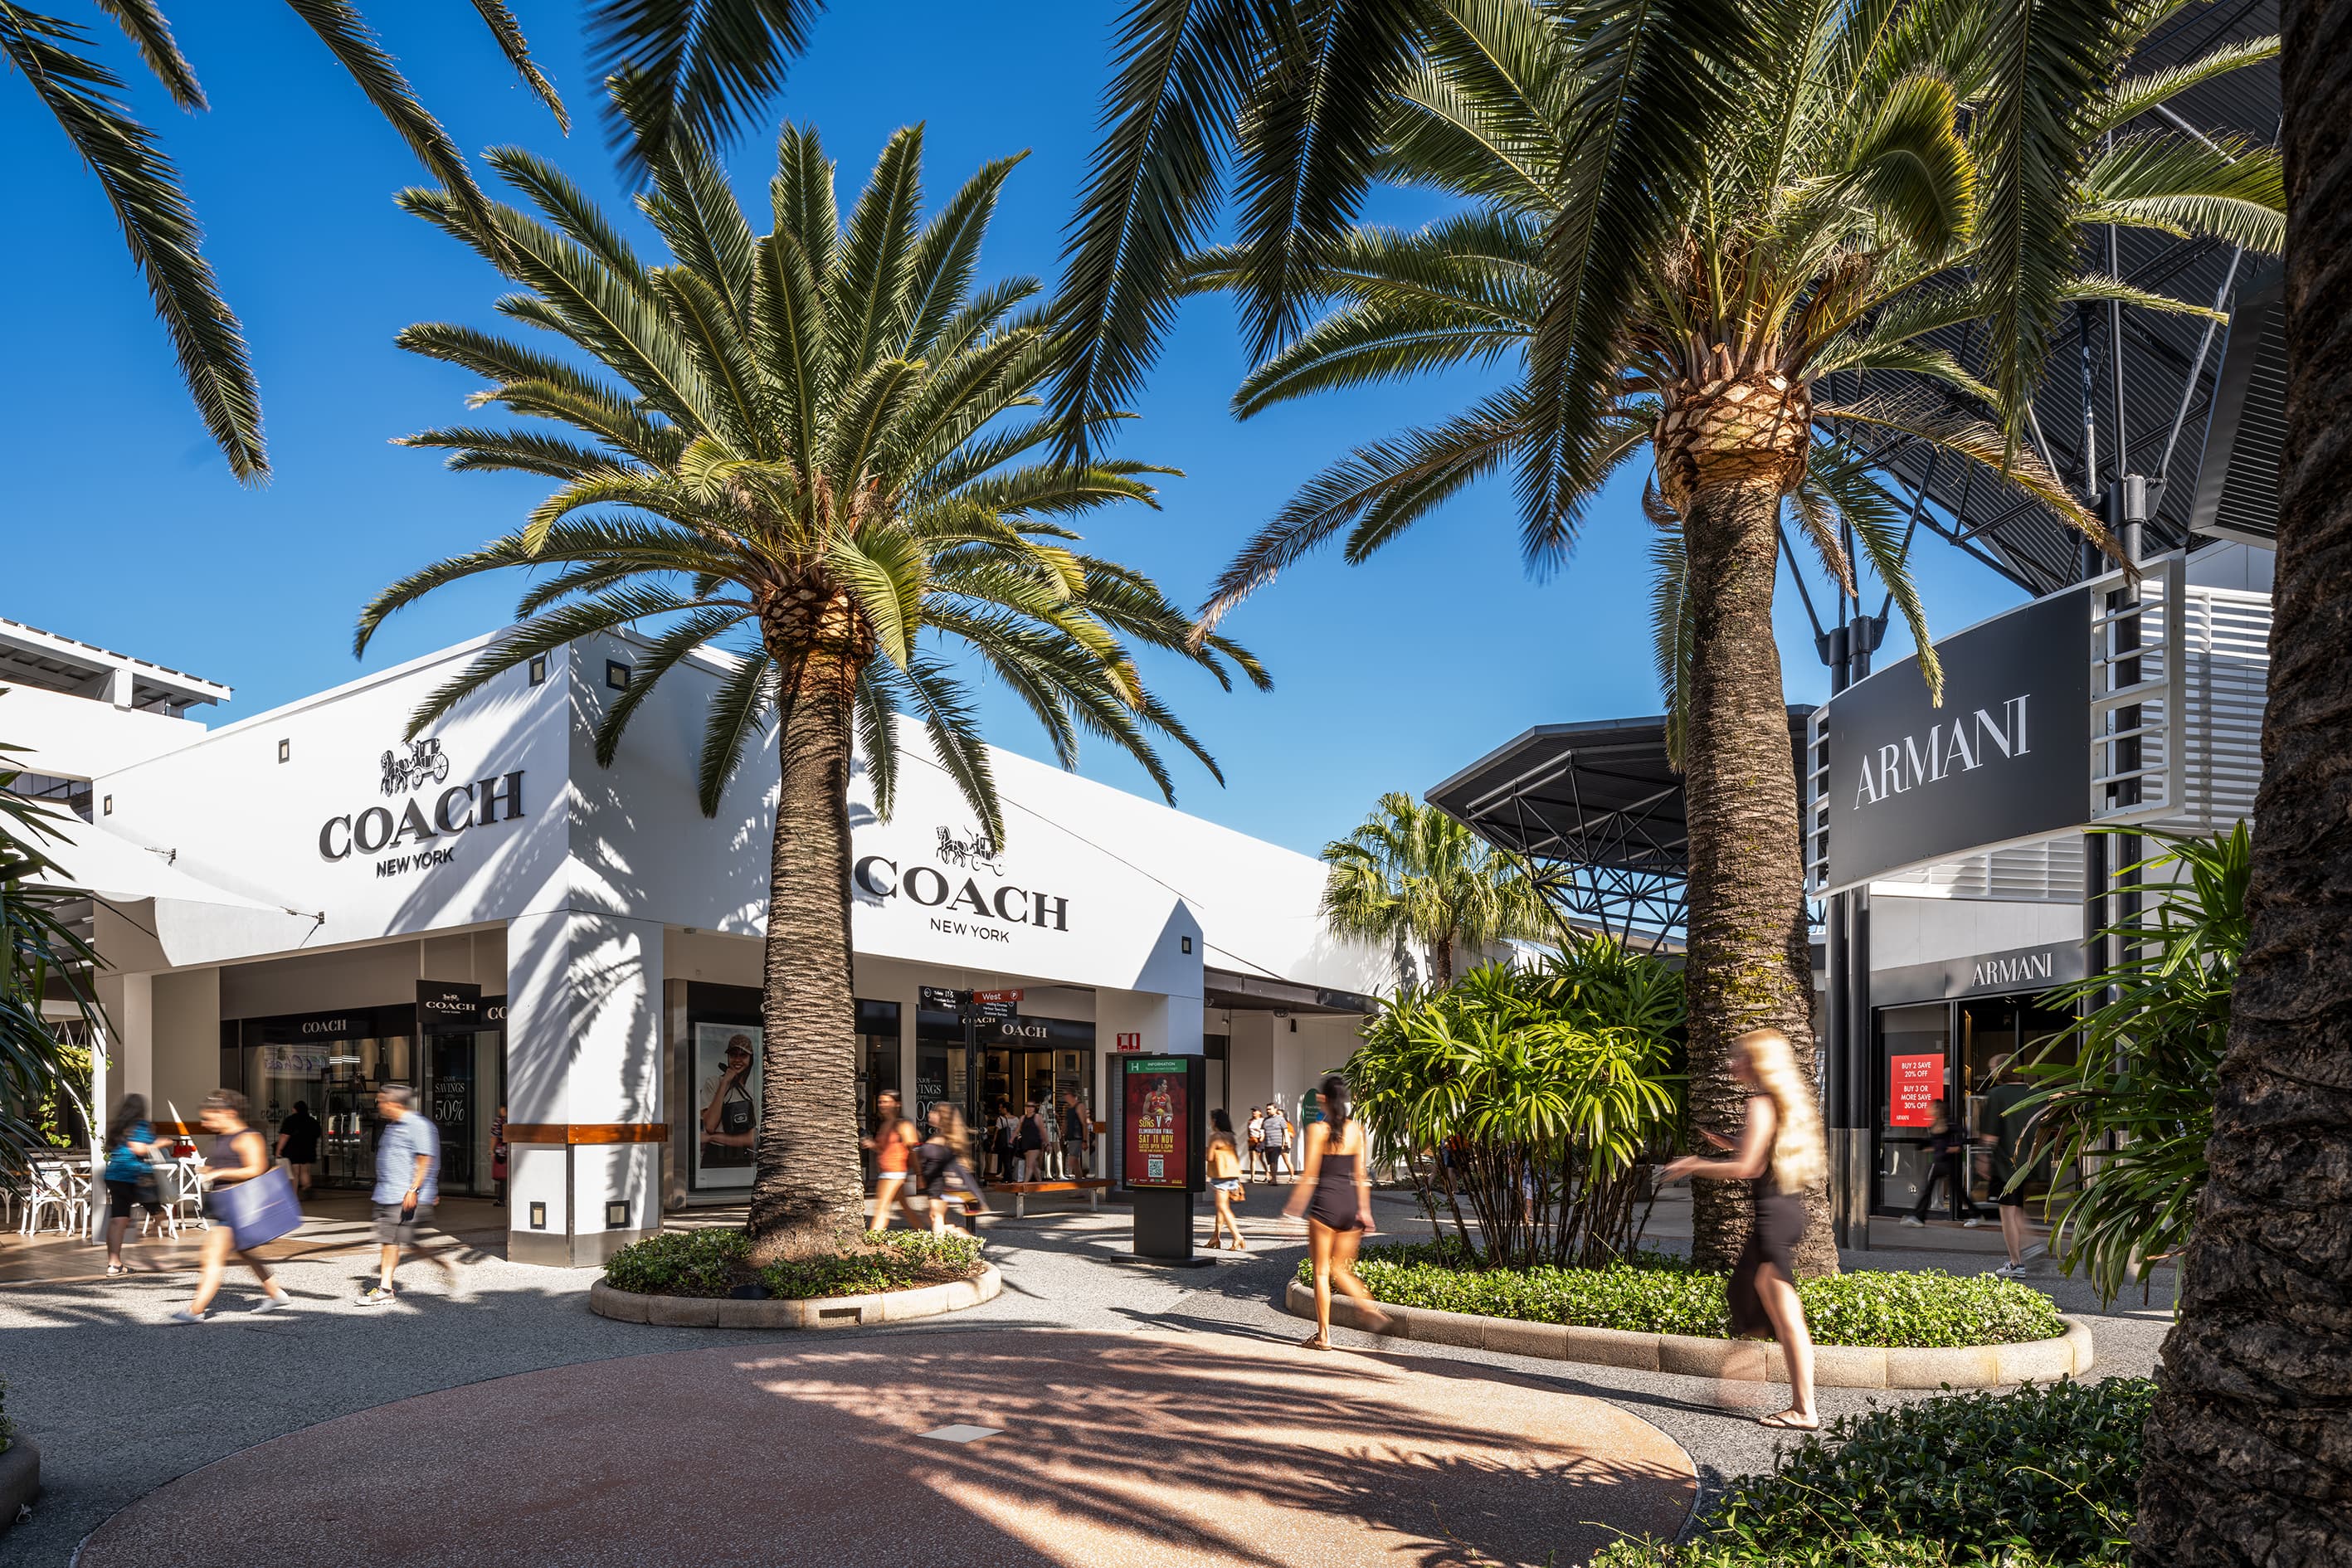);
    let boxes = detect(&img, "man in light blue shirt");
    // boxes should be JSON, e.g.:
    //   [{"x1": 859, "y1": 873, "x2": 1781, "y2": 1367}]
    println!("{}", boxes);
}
[{"x1": 363, "y1": 1083, "x2": 440, "y2": 1305}]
